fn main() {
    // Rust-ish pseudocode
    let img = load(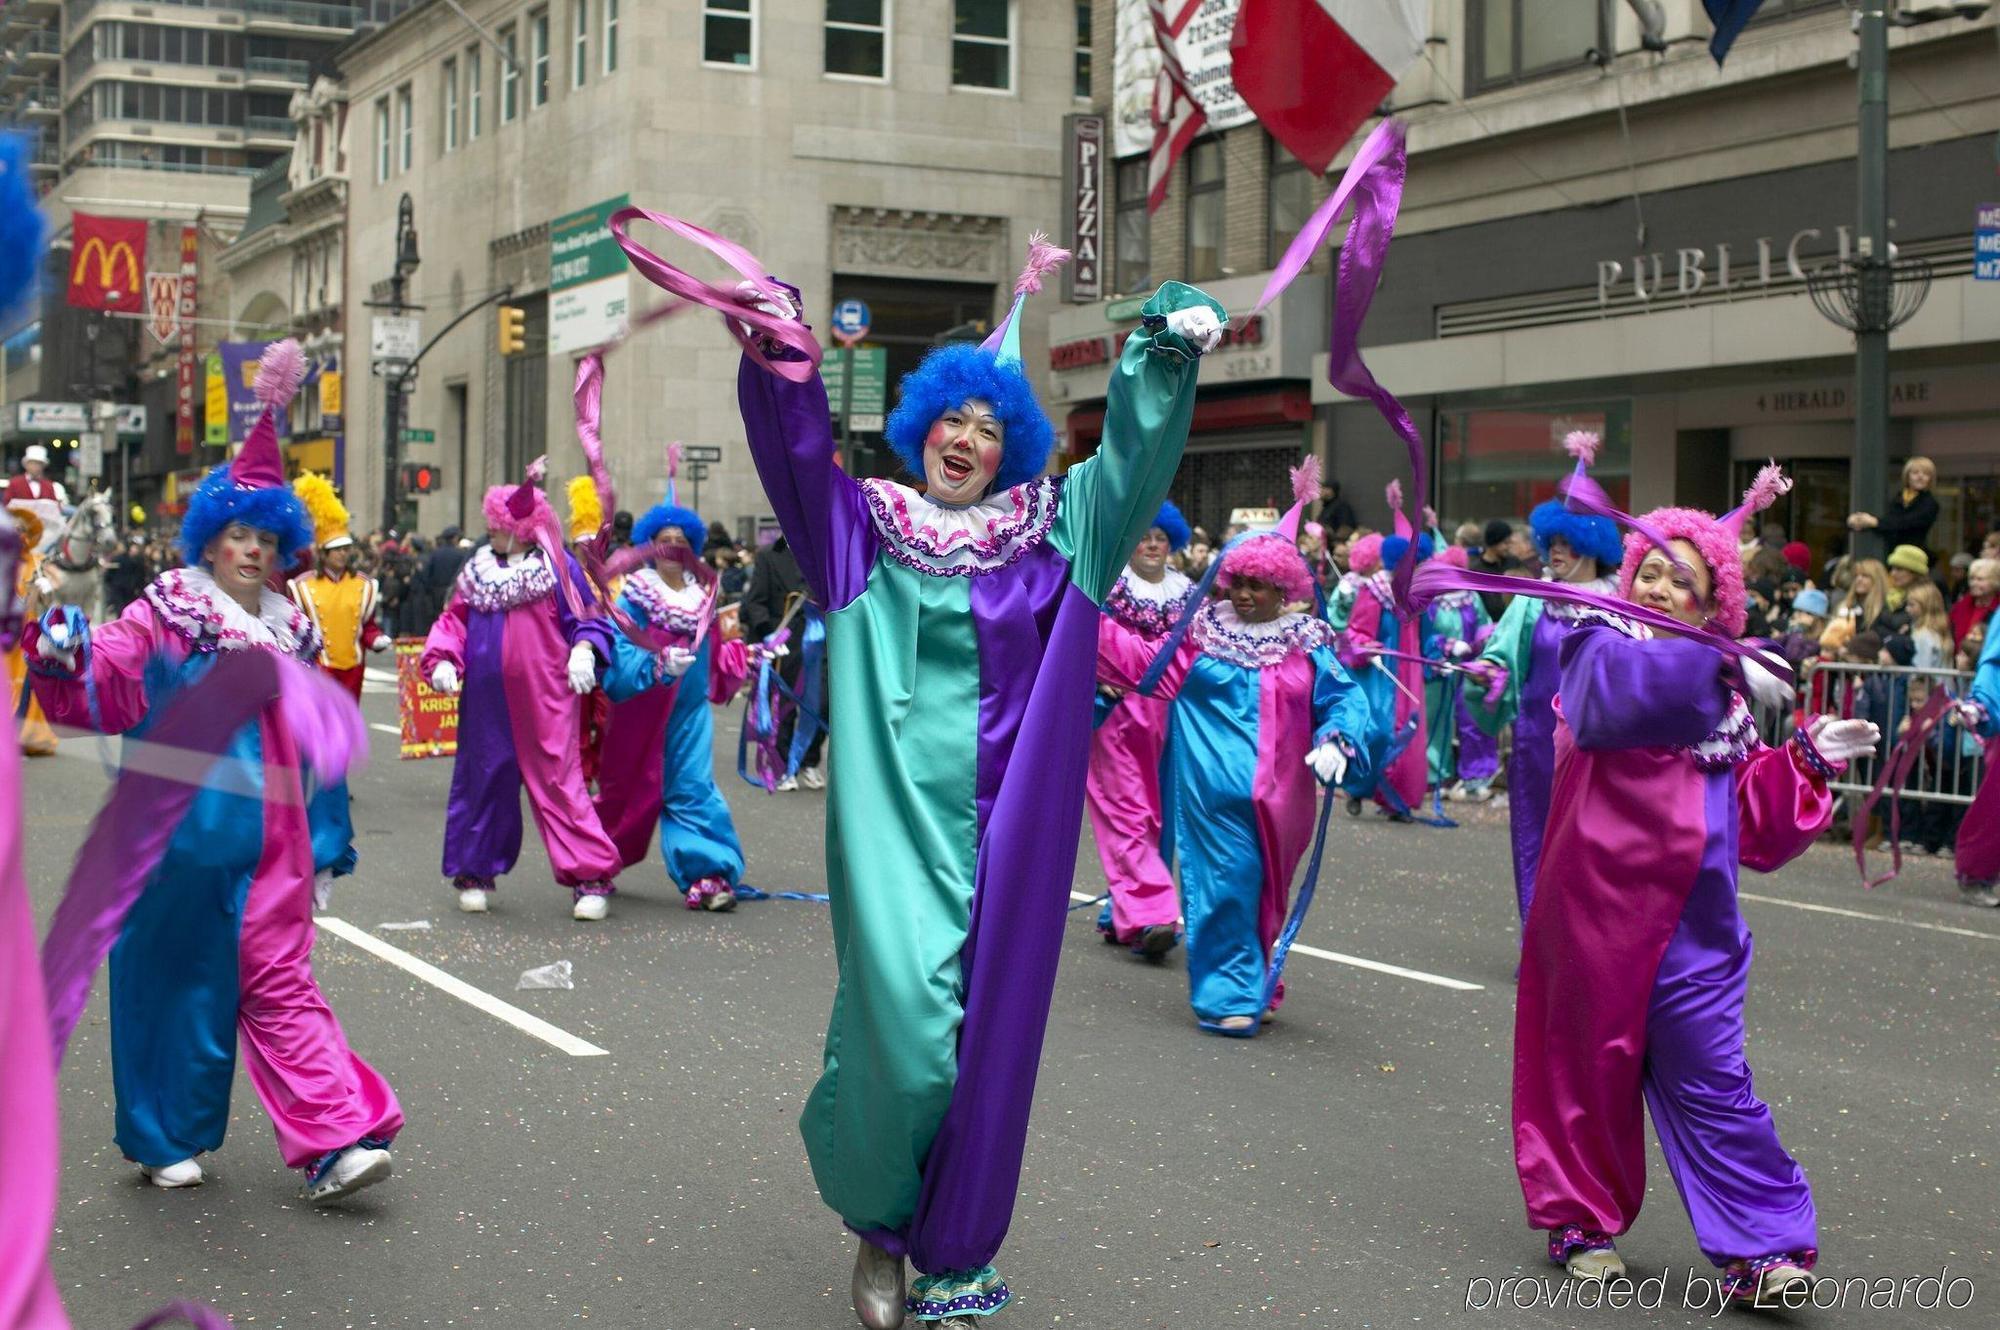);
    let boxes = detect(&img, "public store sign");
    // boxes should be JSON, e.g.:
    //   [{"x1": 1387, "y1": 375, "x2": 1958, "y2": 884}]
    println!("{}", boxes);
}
[
  {"x1": 1976, "y1": 203, "x2": 2000, "y2": 280},
  {"x1": 822, "y1": 346, "x2": 887, "y2": 433},
  {"x1": 550, "y1": 194, "x2": 632, "y2": 355}
]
